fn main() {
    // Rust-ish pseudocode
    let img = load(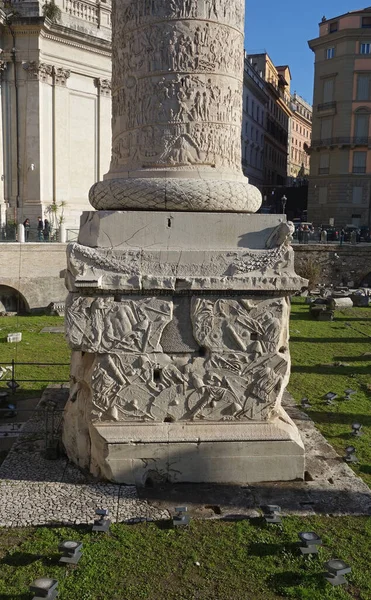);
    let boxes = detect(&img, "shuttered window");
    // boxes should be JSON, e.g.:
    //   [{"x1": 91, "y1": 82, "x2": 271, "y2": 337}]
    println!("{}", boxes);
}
[
  {"x1": 319, "y1": 153, "x2": 330, "y2": 174},
  {"x1": 320, "y1": 117, "x2": 332, "y2": 140},
  {"x1": 323, "y1": 79, "x2": 334, "y2": 103},
  {"x1": 357, "y1": 74, "x2": 371, "y2": 100},
  {"x1": 355, "y1": 113, "x2": 369, "y2": 138},
  {"x1": 352, "y1": 151, "x2": 367, "y2": 173}
]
